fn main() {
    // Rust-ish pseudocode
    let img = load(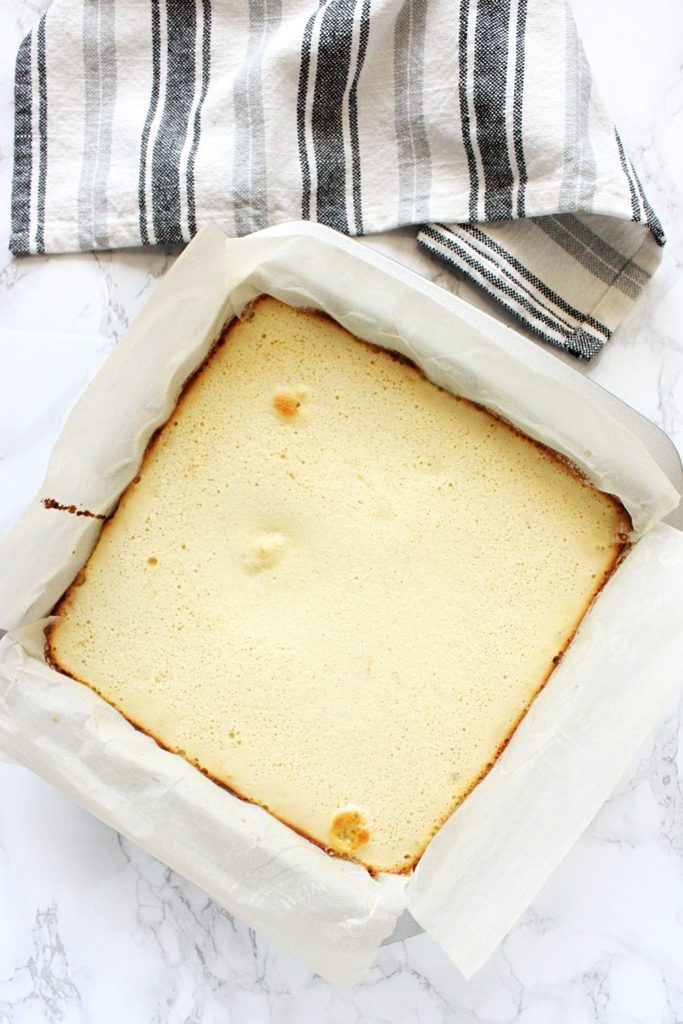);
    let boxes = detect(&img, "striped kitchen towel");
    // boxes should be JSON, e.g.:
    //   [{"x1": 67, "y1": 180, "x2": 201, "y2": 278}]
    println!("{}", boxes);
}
[{"x1": 11, "y1": 0, "x2": 664, "y2": 359}]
